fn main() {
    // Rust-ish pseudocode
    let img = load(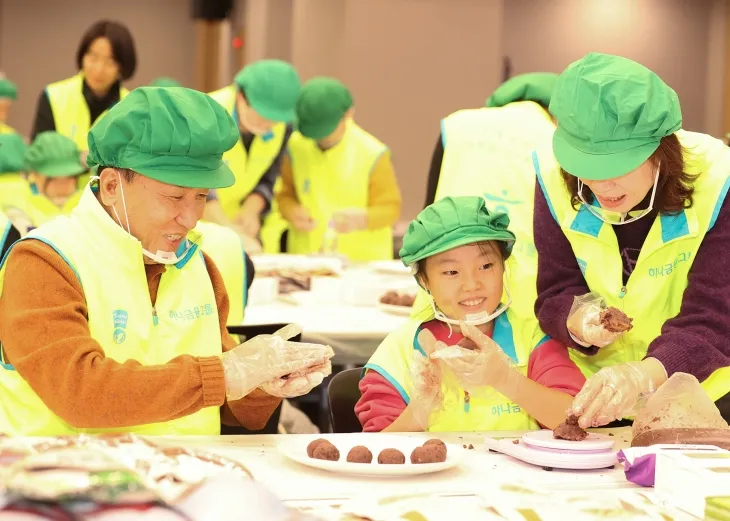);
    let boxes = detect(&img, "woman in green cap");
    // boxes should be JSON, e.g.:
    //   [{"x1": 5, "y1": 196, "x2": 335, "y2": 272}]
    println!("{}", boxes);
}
[
  {"x1": 206, "y1": 59, "x2": 301, "y2": 253},
  {"x1": 534, "y1": 52, "x2": 730, "y2": 428},
  {"x1": 0, "y1": 86, "x2": 333, "y2": 436},
  {"x1": 0, "y1": 76, "x2": 18, "y2": 135},
  {"x1": 356, "y1": 196, "x2": 585, "y2": 432}
]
